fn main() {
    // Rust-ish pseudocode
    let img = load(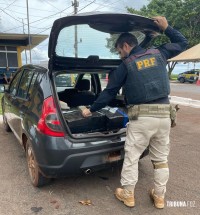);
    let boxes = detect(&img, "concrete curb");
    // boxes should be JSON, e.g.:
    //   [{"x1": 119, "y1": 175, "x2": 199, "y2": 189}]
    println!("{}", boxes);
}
[{"x1": 170, "y1": 96, "x2": 200, "y2": 108}]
